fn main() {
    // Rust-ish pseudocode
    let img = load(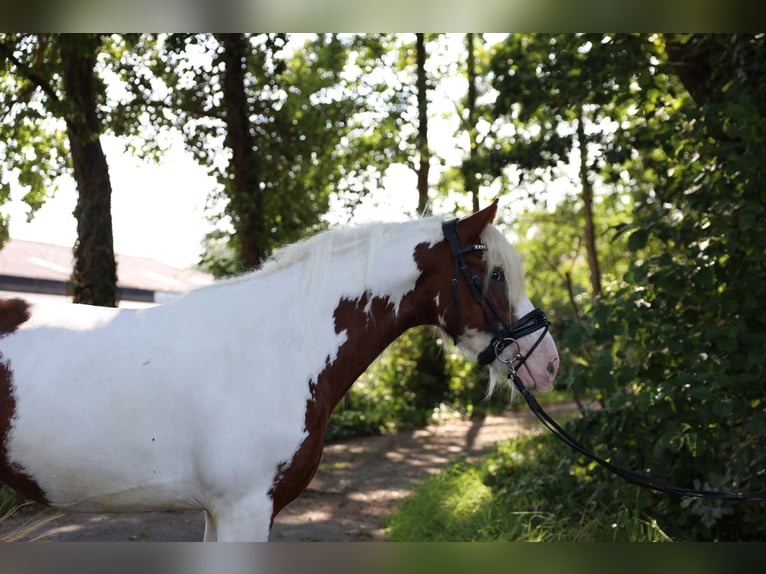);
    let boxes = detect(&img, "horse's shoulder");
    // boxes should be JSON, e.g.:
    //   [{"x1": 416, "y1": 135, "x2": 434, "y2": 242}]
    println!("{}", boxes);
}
[{"x1": 0, "y1": 298, "x2": 32, "y2": 337}]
